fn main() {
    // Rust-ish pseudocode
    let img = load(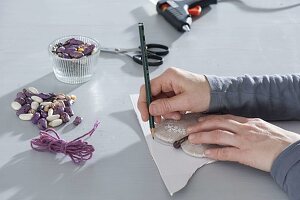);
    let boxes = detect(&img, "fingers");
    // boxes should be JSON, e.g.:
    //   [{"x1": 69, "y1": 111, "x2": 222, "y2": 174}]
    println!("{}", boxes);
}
[
  {"x1": 149, "y1": 94, "x2": 189, "y2": 116},
  {"x1": 187, "y1": 114, "x2": 247, "y2": 134},
  {"x1": 138, "y1": 84, "x2": 183, "y2": 121},
  {"x1": 188, "y1": 130, "x2": 240, "y2": 147},
  {"x1": 204, "y1": 147, "x2": 241, "y2": 162}
]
